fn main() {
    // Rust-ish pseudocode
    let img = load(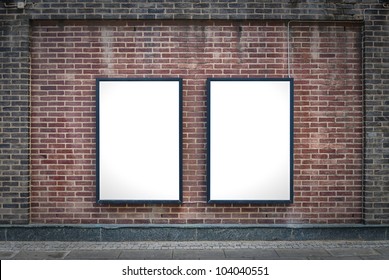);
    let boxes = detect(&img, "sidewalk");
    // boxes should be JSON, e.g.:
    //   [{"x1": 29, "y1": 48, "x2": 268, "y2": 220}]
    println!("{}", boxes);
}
[{"x1": 1, "y1": 240, "x2": 389, "y2": 260}]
